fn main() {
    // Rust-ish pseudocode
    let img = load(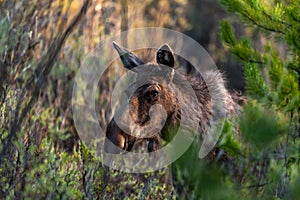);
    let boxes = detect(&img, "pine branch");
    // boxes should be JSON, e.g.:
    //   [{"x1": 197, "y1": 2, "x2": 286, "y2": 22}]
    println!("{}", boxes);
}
[
  {"x1": 243, "y1": 9, "x2": 285, "y2": 34},
  {"x1": 261, "y1": 9, "x2": 292, "y2": 27}
]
